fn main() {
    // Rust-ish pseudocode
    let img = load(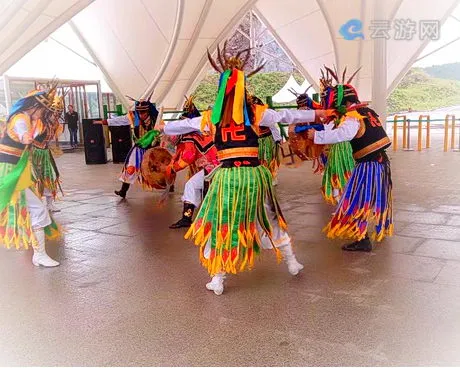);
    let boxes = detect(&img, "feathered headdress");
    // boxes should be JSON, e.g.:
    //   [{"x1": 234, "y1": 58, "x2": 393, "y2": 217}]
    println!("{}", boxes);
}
[
  {"x1": 289, "y1": 85, "x2": 320, "y2": 109},
  {"x1": 207, "y1": 40, "x2": 265, "y2": 126},
  {"x1": 181, "y1": 95, "x2": 201, "y2": 119},
  {"x1": 125, "y1": 91, "x2": 158, "y2": 127},
  {"x1": 320, "y1": 65, "x2": 362, "y2": 111}
]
